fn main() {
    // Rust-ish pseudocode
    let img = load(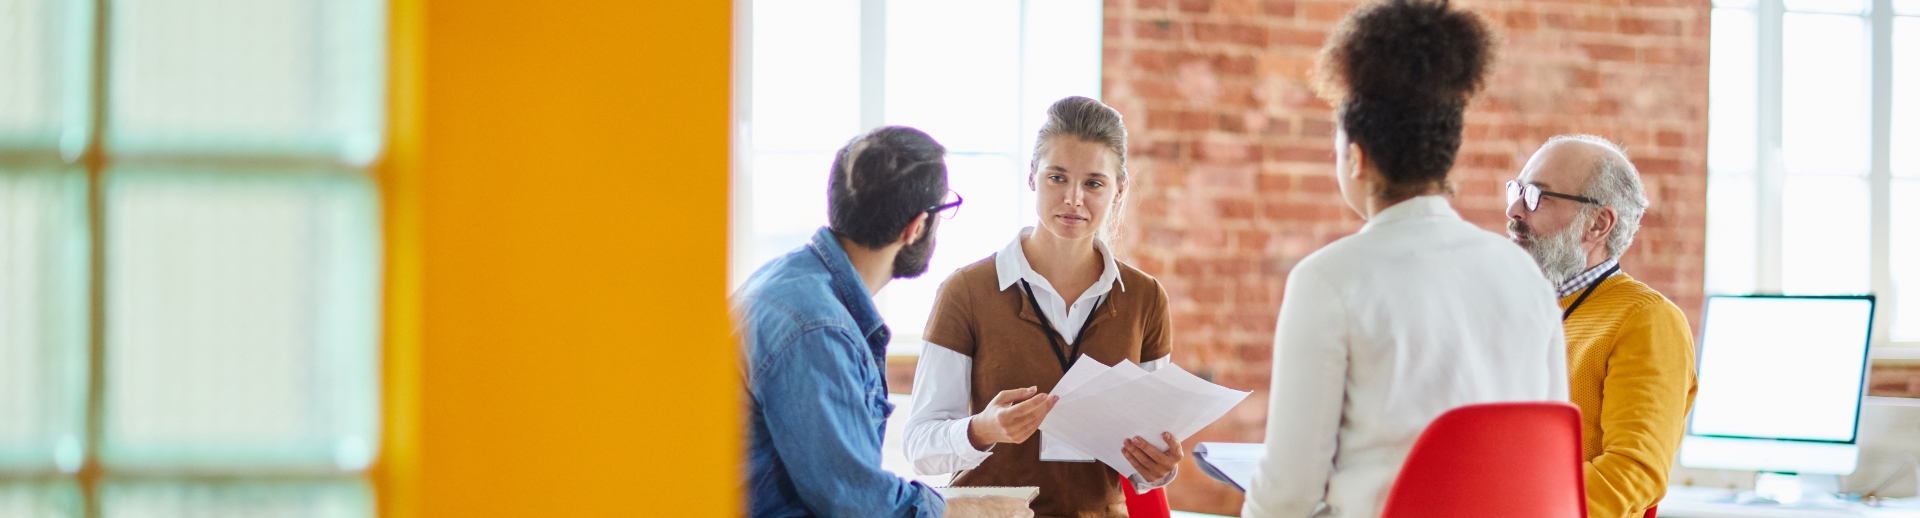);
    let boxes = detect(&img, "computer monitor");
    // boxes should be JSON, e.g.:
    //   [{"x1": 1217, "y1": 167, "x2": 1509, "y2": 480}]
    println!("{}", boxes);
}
[{"x1": 1679, "y1": 295, "x2": 1876, "y2": 476}]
